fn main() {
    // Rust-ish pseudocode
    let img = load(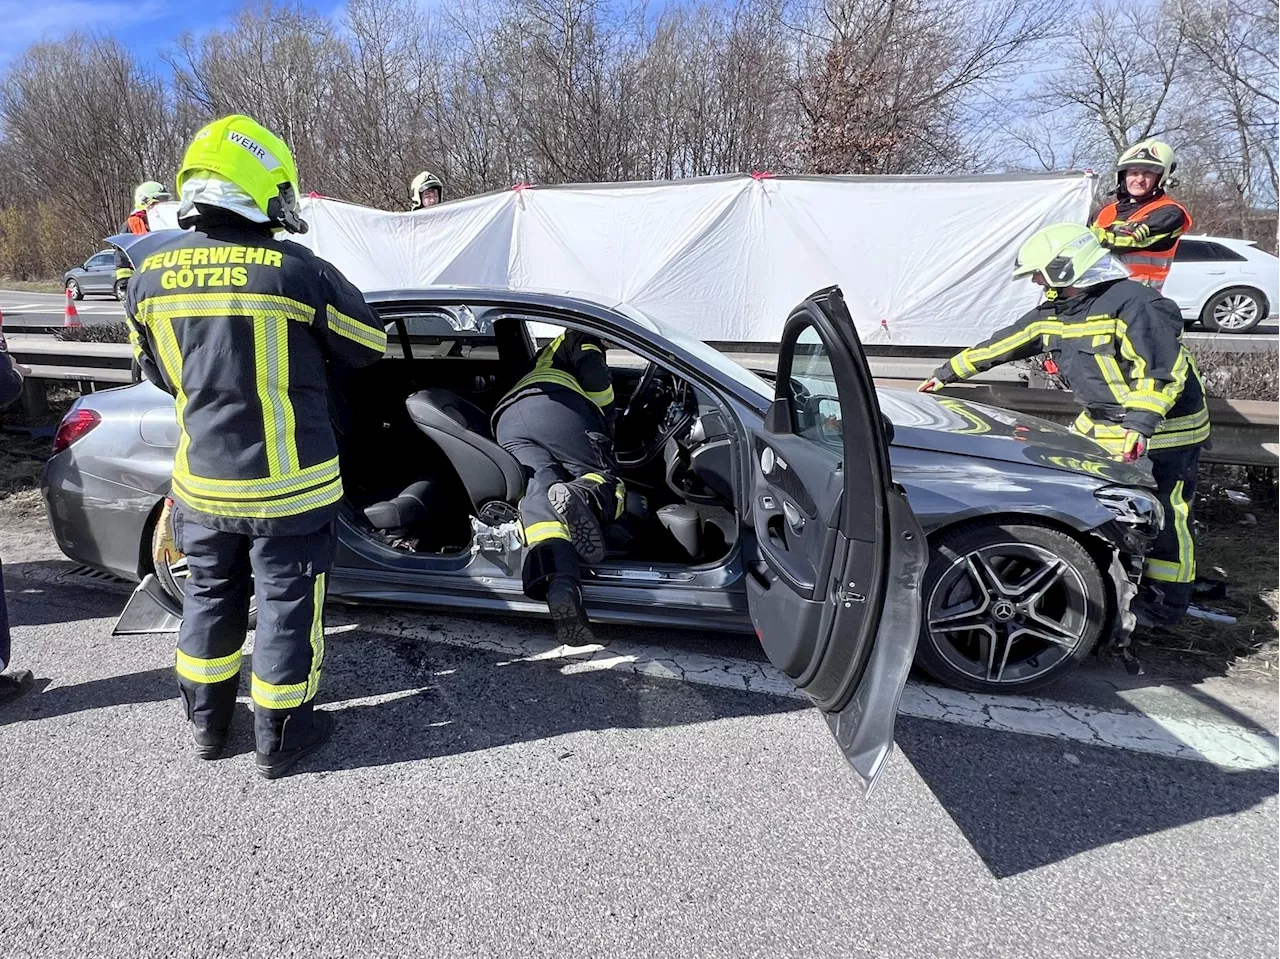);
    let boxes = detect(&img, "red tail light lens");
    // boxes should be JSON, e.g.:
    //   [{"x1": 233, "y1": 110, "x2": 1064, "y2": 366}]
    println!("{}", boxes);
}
[{"x1": 52, "y1": 409, "x2": 101, "y2": 454}]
